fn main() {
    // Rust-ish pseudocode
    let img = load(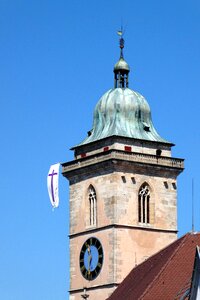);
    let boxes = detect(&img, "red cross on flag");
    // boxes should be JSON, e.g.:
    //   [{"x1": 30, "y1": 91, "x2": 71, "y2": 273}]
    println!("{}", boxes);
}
[{"x1": 47, "y1": 163, "x2": 60, "y2": 208}]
